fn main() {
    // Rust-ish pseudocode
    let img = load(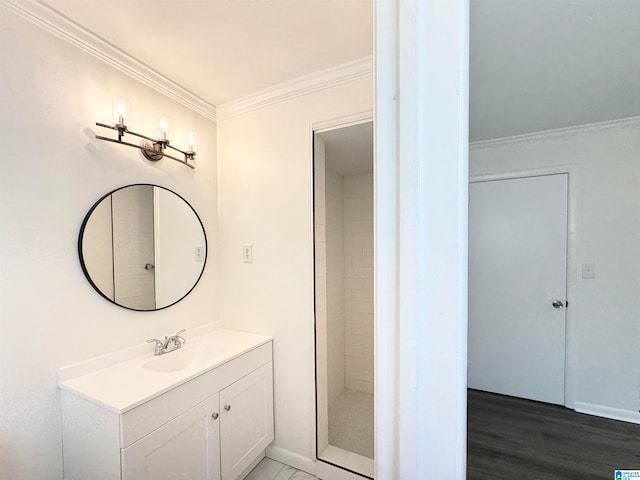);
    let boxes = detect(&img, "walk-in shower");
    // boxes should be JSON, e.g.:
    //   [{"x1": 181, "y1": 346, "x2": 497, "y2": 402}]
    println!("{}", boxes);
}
[{"x1": 314, "y1": 121, "x2": 374, "y2": 478}]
